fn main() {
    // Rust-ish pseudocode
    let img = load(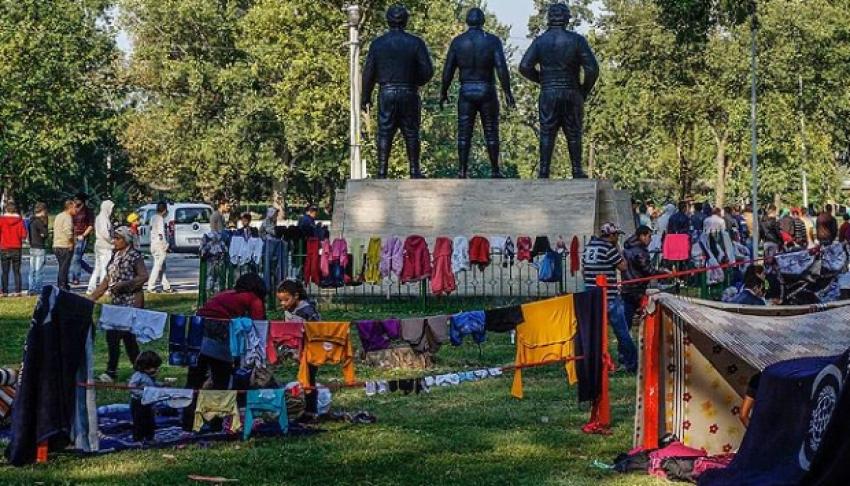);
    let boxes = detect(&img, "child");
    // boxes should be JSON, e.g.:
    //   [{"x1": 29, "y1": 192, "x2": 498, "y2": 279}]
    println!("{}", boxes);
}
[{"x1": 129, "y1": 351, "x2": 162, "y2": 442}]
